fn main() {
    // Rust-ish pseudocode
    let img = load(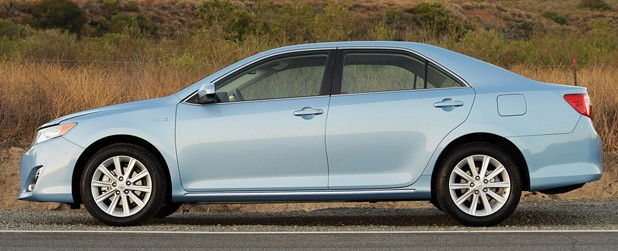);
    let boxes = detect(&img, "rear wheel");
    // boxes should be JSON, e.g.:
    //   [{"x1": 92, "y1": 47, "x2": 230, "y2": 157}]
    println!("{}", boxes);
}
[
  {"x1": 81, "y1": 143, "x2": 166, "y2": 226},
  {"x1": 436, "y1": 143, "x2": 521, "y2": 226}
]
